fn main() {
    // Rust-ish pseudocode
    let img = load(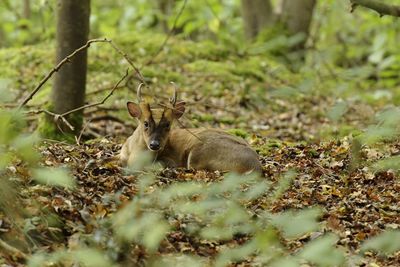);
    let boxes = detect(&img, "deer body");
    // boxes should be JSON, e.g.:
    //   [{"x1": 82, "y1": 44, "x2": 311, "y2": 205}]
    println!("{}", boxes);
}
[
  {"x1": 119, "y1": 84, "x2": 262, "y2": 174},
  {"x1": 121, "y1": 127, "x2": 262, "y2": 173}
]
